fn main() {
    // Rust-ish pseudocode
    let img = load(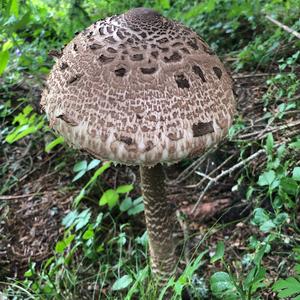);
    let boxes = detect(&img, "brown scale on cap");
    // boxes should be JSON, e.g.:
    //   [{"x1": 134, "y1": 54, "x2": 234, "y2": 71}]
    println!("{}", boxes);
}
[{"x1": 41, "y1": 7, "x2": 235, "y2": 166}]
